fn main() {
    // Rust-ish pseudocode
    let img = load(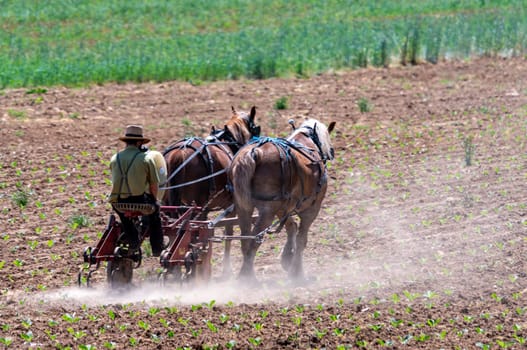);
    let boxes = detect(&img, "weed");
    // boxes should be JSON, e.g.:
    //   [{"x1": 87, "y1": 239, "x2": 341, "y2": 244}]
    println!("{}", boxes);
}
[
  {"x1": 463, "y1": 135, "x2": 475, "y2": 166},
  {"x1": 8, "y1": 109, "x2": 27, "y2": 120},
  {"x1": 11, "y1": 189, "x2": 30, "y2": 208},
  {"x1": 357, "y1": 98, "x2": 372, "y2": 113},
  {"x1": 274, "y1": 96, "x2": 289, "y2": 110},
  {"x1": 182, "y1": 117, "x2": 193, "y2": 136},
  {"x1": 26, "y1": 87, "x2": 47, "y2": 94},
  {"x1": 69, "y1": 214, "x2": 91, "y2": 229}
]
